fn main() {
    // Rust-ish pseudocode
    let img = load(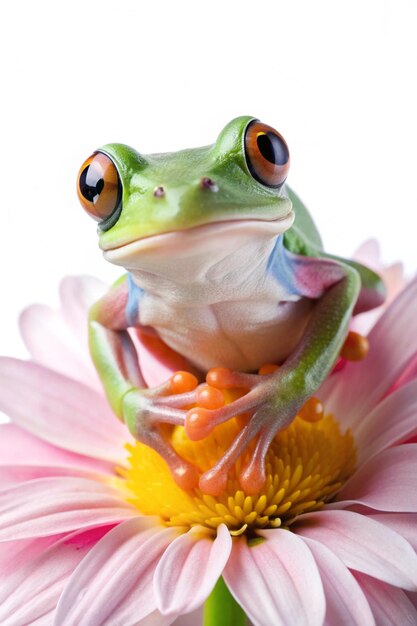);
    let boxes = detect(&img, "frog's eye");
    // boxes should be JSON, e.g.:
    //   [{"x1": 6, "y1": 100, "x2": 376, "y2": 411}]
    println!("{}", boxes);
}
[
  {"x1": 244, "y1": 120, "x2": 290, "y2": 188},
  {"x1": 77, "y1": 152, "x2": 122, "y2": 224}
]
